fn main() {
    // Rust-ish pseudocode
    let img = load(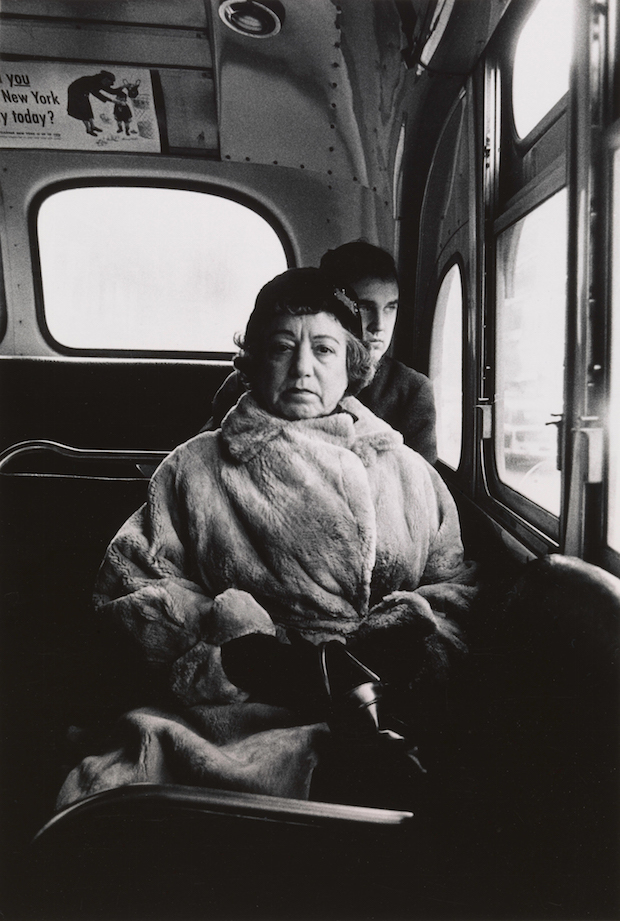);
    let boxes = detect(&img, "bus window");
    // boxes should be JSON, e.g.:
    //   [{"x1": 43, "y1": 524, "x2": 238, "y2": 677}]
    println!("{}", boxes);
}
[
  {"x1": 37, "y1": 186, "x2": 288, "y2": 355},
  {"x1": 429, "y1": 262, "x2": 463, "y2": 470},
  {"x1": 512, "y1": 0, "x2": 573, "y2": 139},
  {"x1": 495, "y1": 189, "x2": 567, "y2": 515}
]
